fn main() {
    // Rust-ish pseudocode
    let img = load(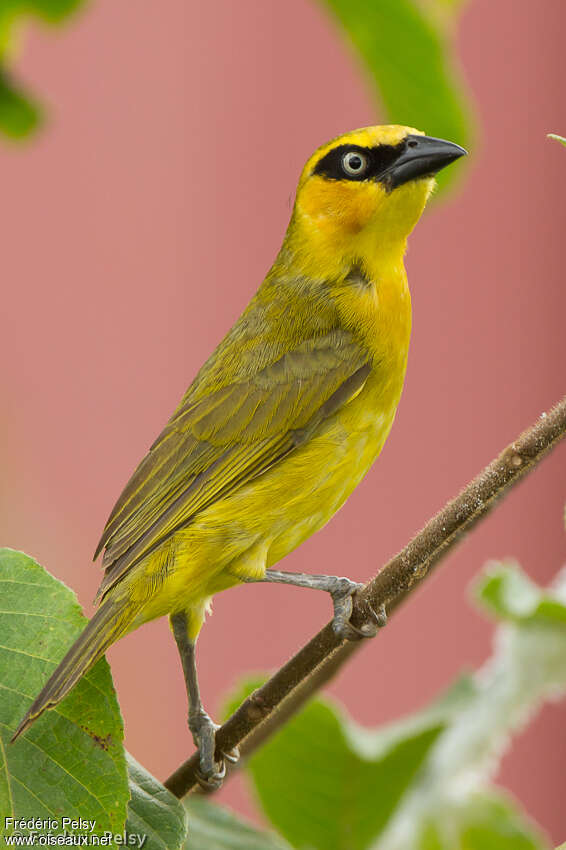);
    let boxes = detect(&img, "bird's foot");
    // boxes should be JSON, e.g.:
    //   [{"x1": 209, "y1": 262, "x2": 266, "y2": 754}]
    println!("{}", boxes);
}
[
  {"x1": 330, "y1": 578, "x2": 387, "y2": 641},
  {"x1": 189, "y1": 710, "x2": 239, "y2": 790}
]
